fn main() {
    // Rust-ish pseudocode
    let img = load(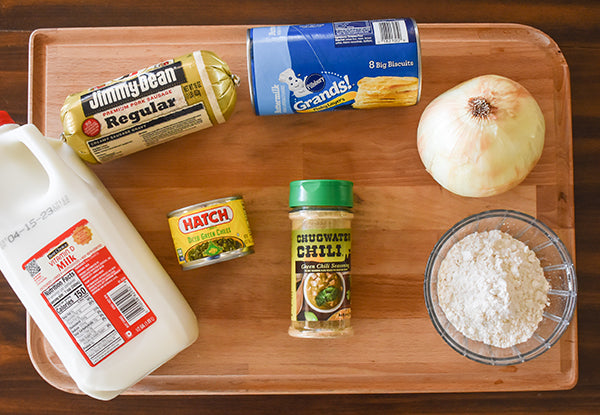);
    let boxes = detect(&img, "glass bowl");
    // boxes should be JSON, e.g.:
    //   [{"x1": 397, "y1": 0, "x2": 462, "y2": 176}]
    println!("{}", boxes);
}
[{"x1": 424, "y1": 209, "x2": 577, "y2": 365}]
